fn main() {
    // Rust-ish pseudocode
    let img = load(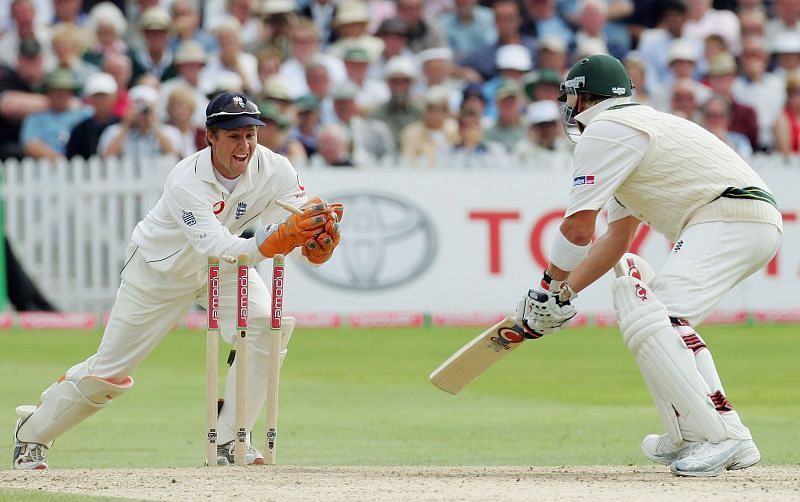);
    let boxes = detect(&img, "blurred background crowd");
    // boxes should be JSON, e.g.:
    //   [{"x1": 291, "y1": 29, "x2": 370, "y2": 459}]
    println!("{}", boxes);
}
[{"x1": 2, "y1": 0, "x2": 800, "y2": 168}]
